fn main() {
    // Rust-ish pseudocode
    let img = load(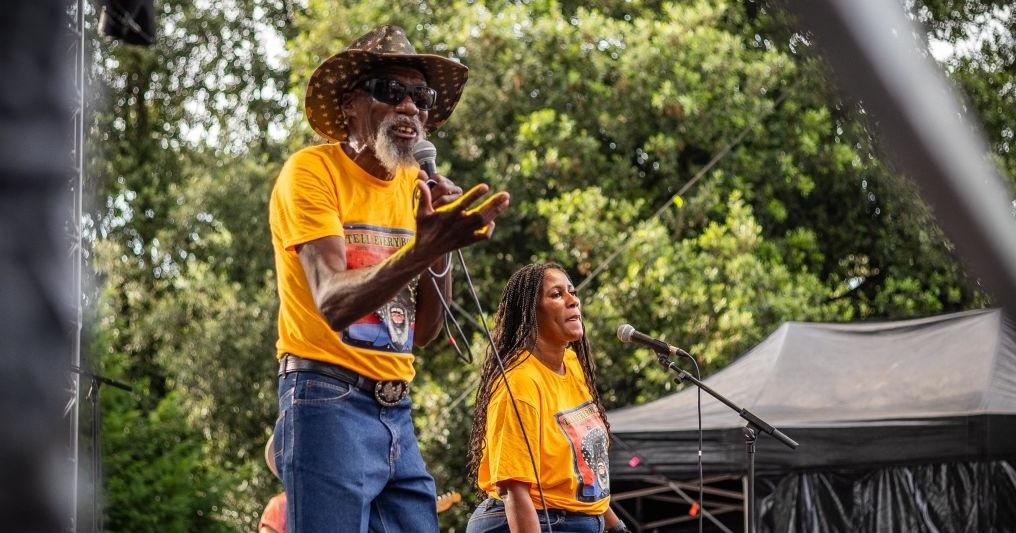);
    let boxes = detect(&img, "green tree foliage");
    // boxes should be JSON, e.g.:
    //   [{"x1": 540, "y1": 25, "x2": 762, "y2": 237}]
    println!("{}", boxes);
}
[
  {"x1": 87, "y1": 0, "x2": 1013, "y2": 530},
  {"x1": 102, "y1": 390, "x2": 230, "y2": 532},
  {"x1": 88, "y1": 0, "x2": 296, "y2": 530},
  {"x1": 538, "y1": 188, "x2": 850, "y2": 404},
  {"x1": 918, "y1": 1, "x2": 1016, "y2": 185}
]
